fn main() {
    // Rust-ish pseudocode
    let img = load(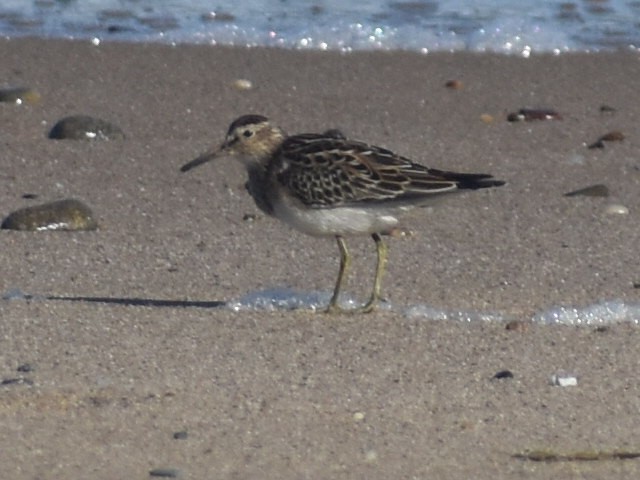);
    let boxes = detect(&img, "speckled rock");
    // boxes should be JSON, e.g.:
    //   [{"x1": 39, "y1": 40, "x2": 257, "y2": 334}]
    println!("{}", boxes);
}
[
  {"x1": 1, "y1": 199, "x2": 98, "y2": 231},
  {"x1": 48, "y1": 115, "x2": 125, "y2": 140}
]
